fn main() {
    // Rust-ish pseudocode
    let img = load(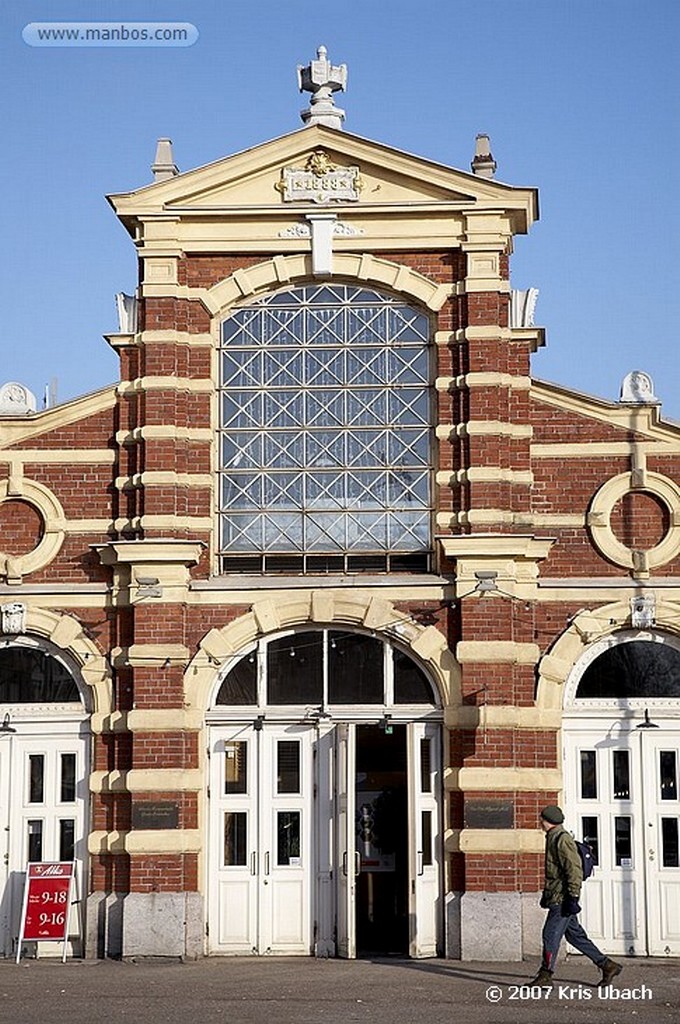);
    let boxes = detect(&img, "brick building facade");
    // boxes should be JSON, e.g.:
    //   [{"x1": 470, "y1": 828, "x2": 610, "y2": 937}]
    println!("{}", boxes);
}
[{"x1": 1, "y1": 61, "x2": 679, "y2": 961}]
